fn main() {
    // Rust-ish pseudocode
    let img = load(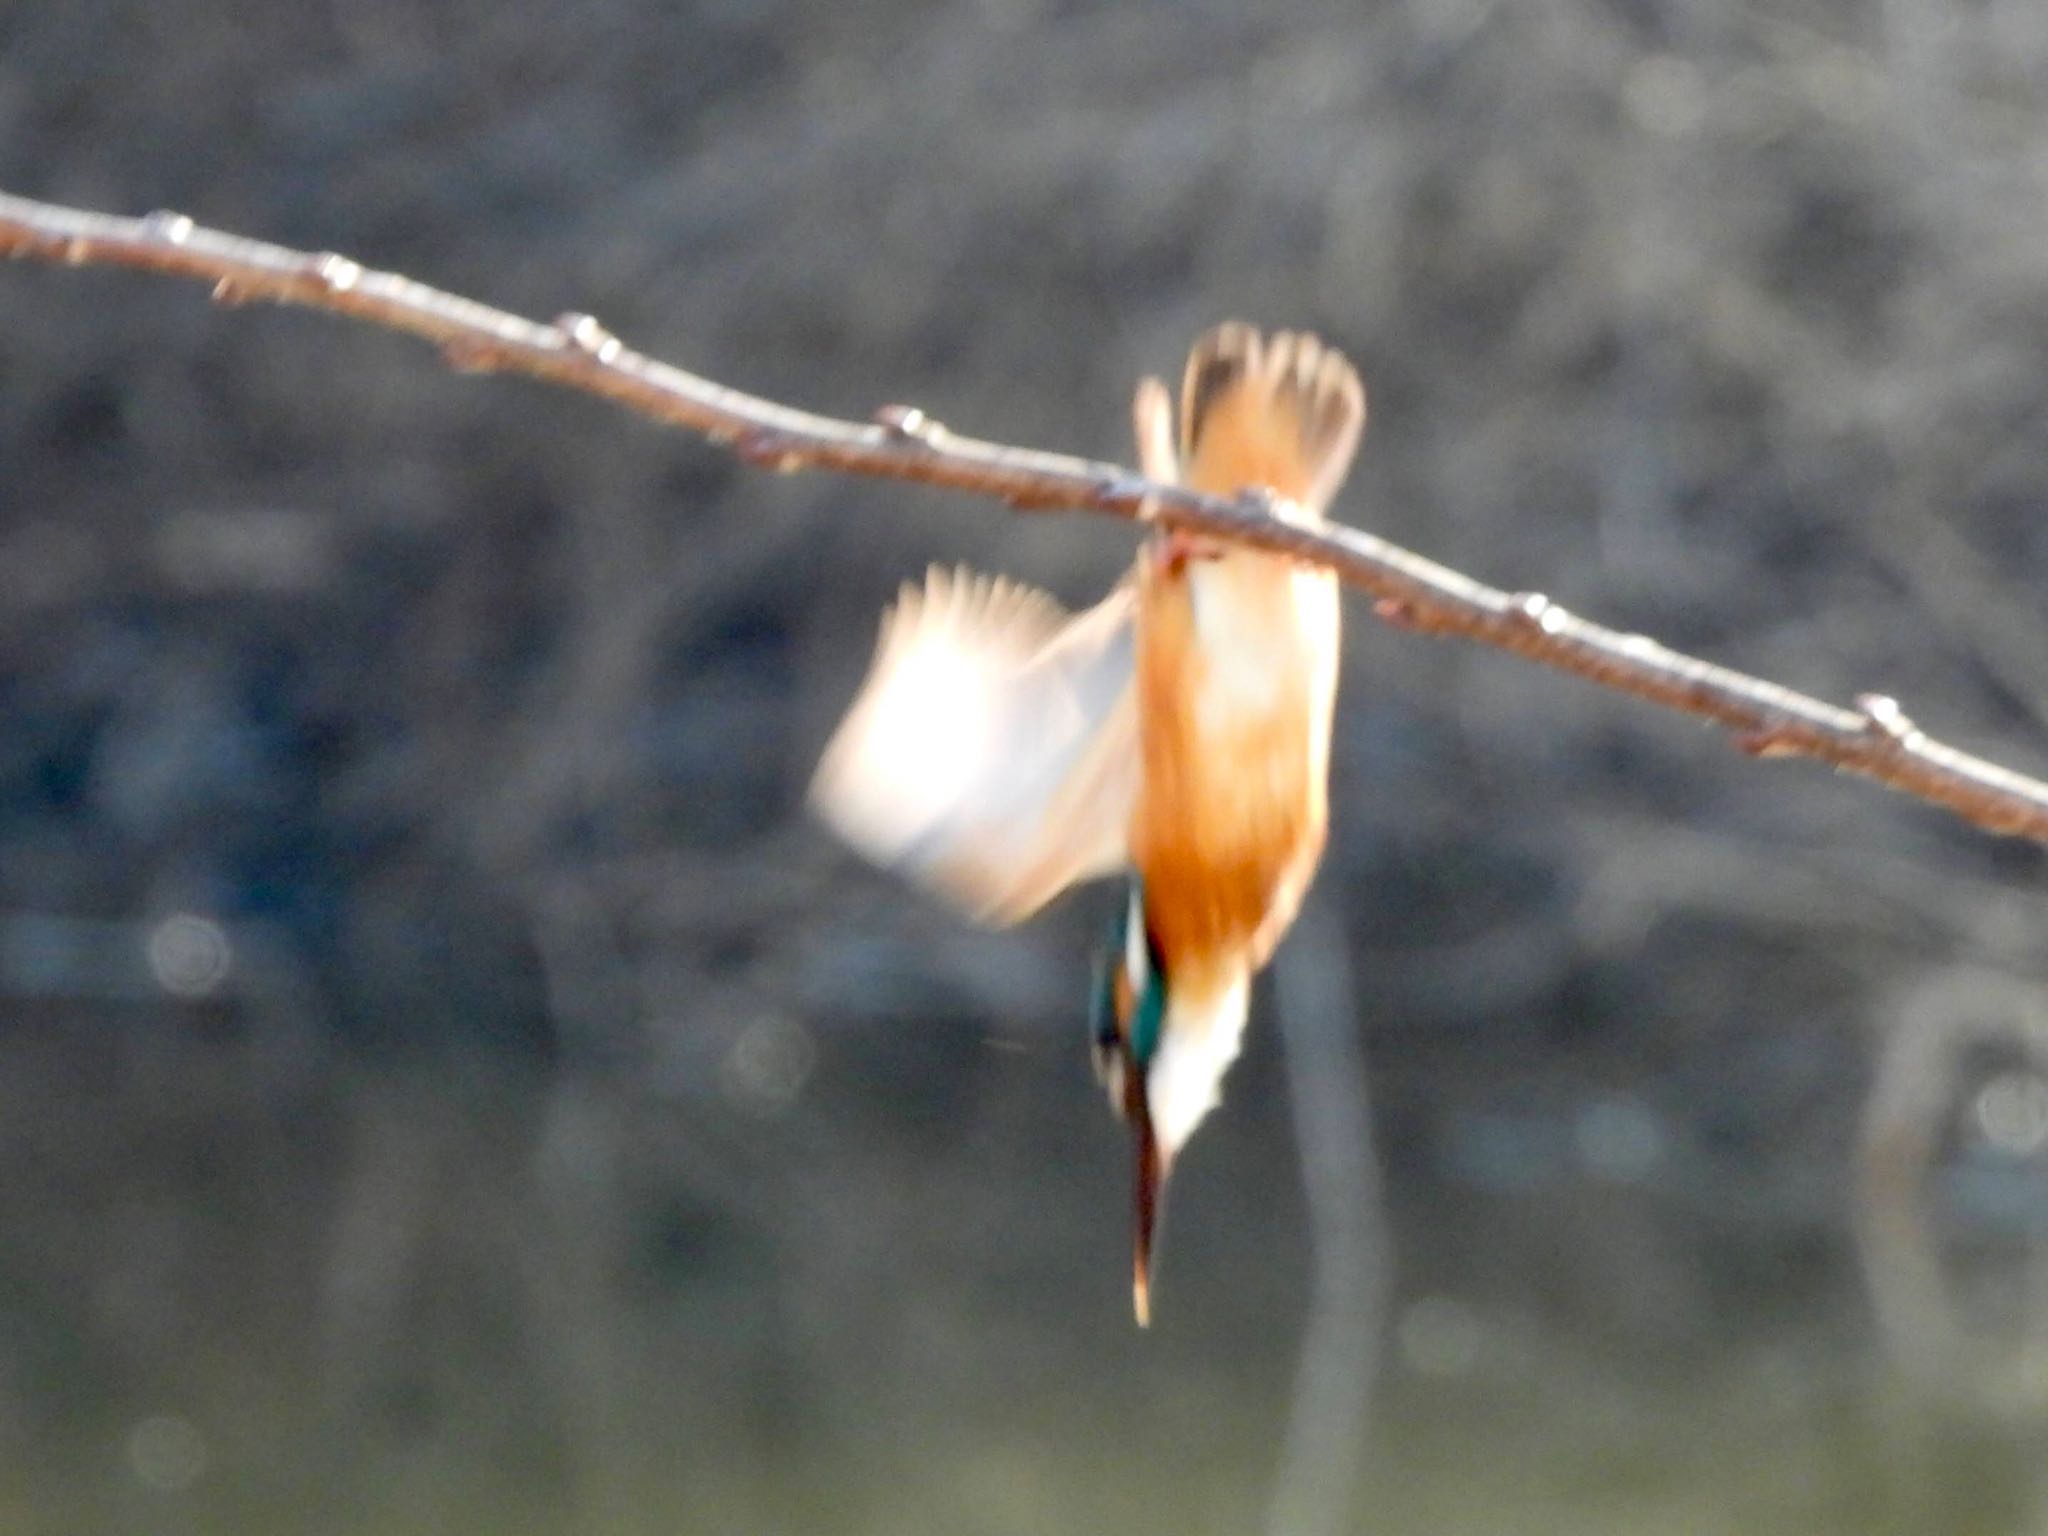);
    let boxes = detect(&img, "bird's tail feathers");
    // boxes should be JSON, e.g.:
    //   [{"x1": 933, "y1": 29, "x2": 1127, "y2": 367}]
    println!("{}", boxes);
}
[{"x1": 1179, "y1": 323, "x2": 1365, "y2": 514}]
